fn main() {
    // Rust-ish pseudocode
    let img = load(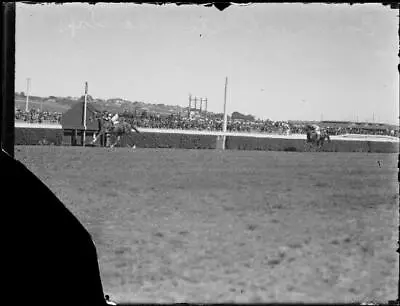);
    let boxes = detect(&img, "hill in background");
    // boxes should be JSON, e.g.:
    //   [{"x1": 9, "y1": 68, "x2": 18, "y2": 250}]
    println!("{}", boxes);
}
[{"x1": 15, "y1": 92, "x2": 189, "y2": 116}]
